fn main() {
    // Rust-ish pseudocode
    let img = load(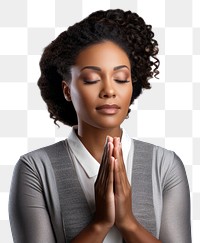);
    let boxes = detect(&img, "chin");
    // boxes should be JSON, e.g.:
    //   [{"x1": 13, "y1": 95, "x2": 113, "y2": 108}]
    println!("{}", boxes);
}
[{"x1": 93, "y1": 118, "x2": 125, "y2": 130}]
